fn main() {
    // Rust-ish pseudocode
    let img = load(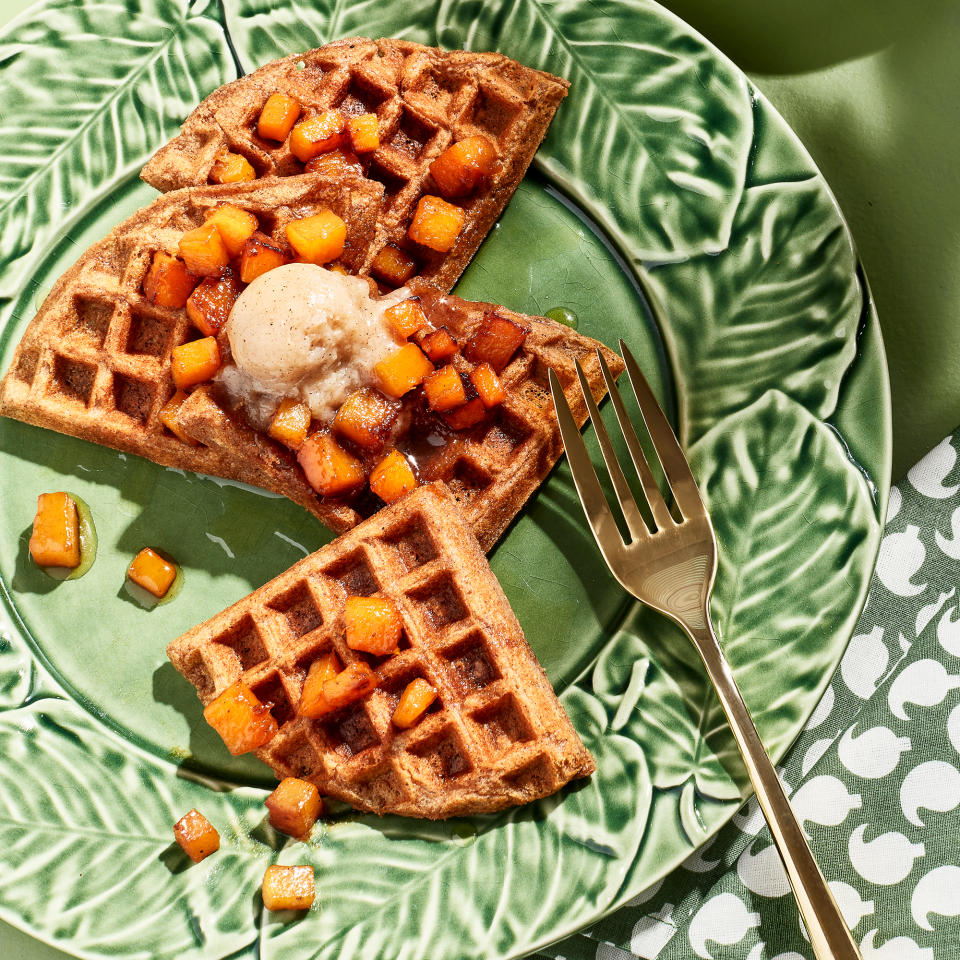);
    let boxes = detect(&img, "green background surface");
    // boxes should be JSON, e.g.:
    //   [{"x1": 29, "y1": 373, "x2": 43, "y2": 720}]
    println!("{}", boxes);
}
[{"x1": 0, "y1": 0, "x2": 953, "y2": 957}]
